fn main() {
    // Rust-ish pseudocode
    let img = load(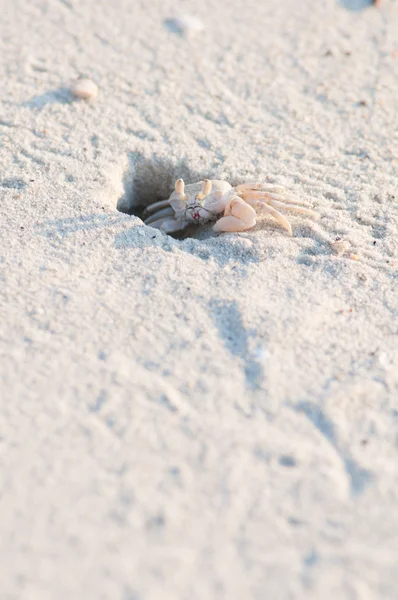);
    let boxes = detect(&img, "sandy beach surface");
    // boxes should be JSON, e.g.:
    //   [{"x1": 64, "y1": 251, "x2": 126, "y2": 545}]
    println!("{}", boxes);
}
[{"x1": 1, "y1": 0, "x2": 398, "y2": 598}]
